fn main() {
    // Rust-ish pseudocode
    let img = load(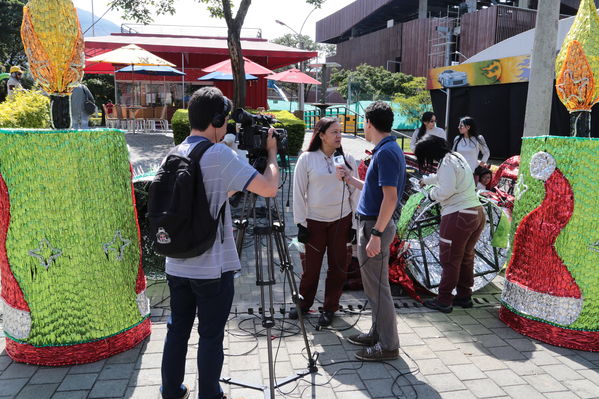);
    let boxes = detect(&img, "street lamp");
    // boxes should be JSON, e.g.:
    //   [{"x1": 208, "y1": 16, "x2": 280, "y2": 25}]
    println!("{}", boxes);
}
[{"x1": 275, "y1": 7, "x2": 317, "y2": 115}]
